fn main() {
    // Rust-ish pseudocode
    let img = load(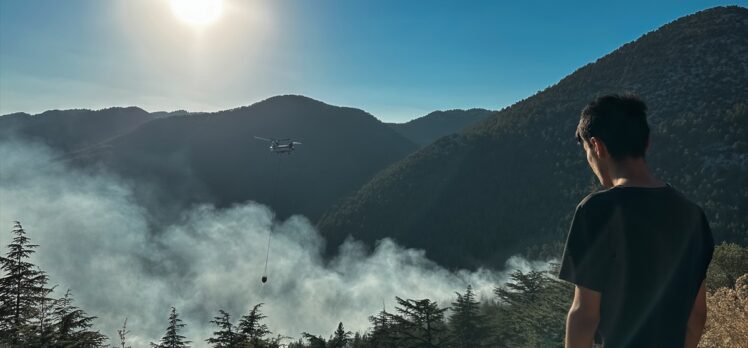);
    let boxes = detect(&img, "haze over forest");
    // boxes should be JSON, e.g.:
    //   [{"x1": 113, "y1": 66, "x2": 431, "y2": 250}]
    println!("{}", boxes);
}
[{"x1": 1, "y1": 3, "x2": 747, "y2": 348}]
